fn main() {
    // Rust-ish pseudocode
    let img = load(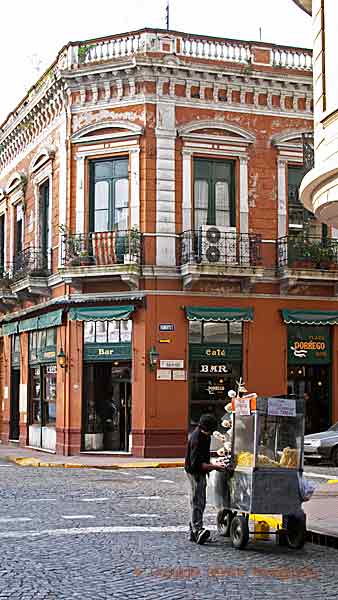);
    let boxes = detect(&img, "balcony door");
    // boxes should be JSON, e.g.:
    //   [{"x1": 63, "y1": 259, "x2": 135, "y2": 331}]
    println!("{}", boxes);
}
[
  {"x1": 89, "y1": 158, "x2": 129, "y2": 233},
  {"x1": 40, "y1": 180, "x2": 50, "y2": 259}
]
